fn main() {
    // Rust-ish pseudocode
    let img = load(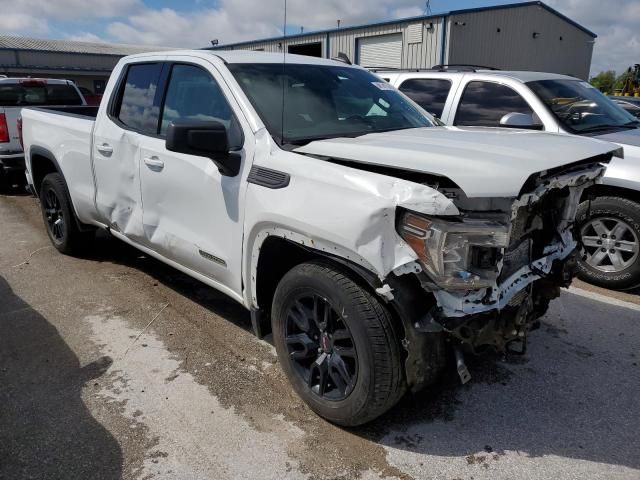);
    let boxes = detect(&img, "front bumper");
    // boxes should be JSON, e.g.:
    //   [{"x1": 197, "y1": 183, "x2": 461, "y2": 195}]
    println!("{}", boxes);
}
[{"x1": 433, "y1": 250, "x2": 578, "y2": 354}]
